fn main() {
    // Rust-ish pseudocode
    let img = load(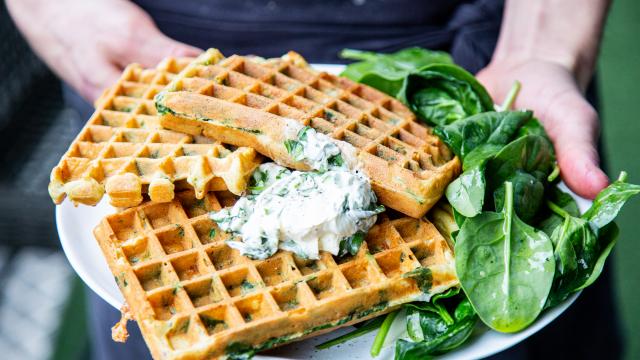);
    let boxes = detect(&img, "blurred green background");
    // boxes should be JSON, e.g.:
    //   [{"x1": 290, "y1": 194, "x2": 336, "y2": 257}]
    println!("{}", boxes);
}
[{"x1": 600, "y1": 0, "x2": 640, "y2": 358}]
